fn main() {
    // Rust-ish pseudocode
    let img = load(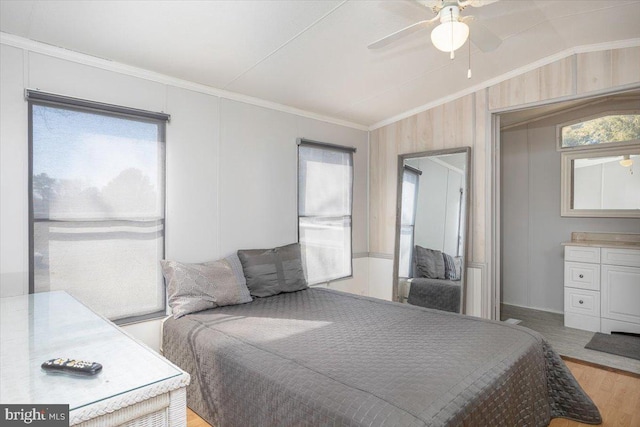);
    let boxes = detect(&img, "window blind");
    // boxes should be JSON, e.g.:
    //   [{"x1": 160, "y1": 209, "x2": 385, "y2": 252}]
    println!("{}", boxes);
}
[
  {"x1": 298, "y1": 139, "x2": 354, "y2": 284},
  {"x1": 29, "y1": 92, "x2": 167, "y2": 323}
]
